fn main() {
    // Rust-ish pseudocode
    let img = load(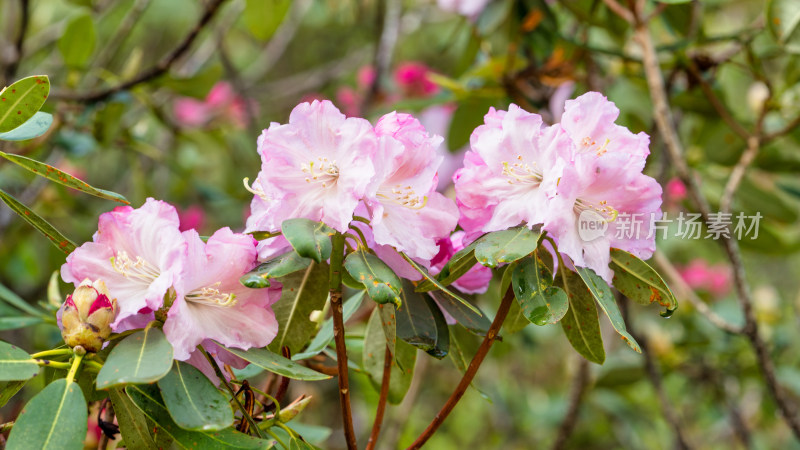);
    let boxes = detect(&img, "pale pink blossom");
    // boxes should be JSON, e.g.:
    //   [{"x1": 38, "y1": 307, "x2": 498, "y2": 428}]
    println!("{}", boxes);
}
[
  {"x1": 365, "y1": 112, "x2": 458, "y2": 260},
  {"x1": 61, "y1": 199, "x2": 186, "y2": 327},
  {"x1": 438, "y1": 0, "x2": 490, "y2": 18},
  {"x1": 418, "y1": 104, "x2": 465, "y2": 192},
  {"x1": 245, "y1": 100, "x2": 377, "y2": 233},
  {"x1": 164, "y1": 228, "x2": 280, "y2": 361},
  {"x1": 454, "y1": 105, "x2": 567, "y2": 239}
]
